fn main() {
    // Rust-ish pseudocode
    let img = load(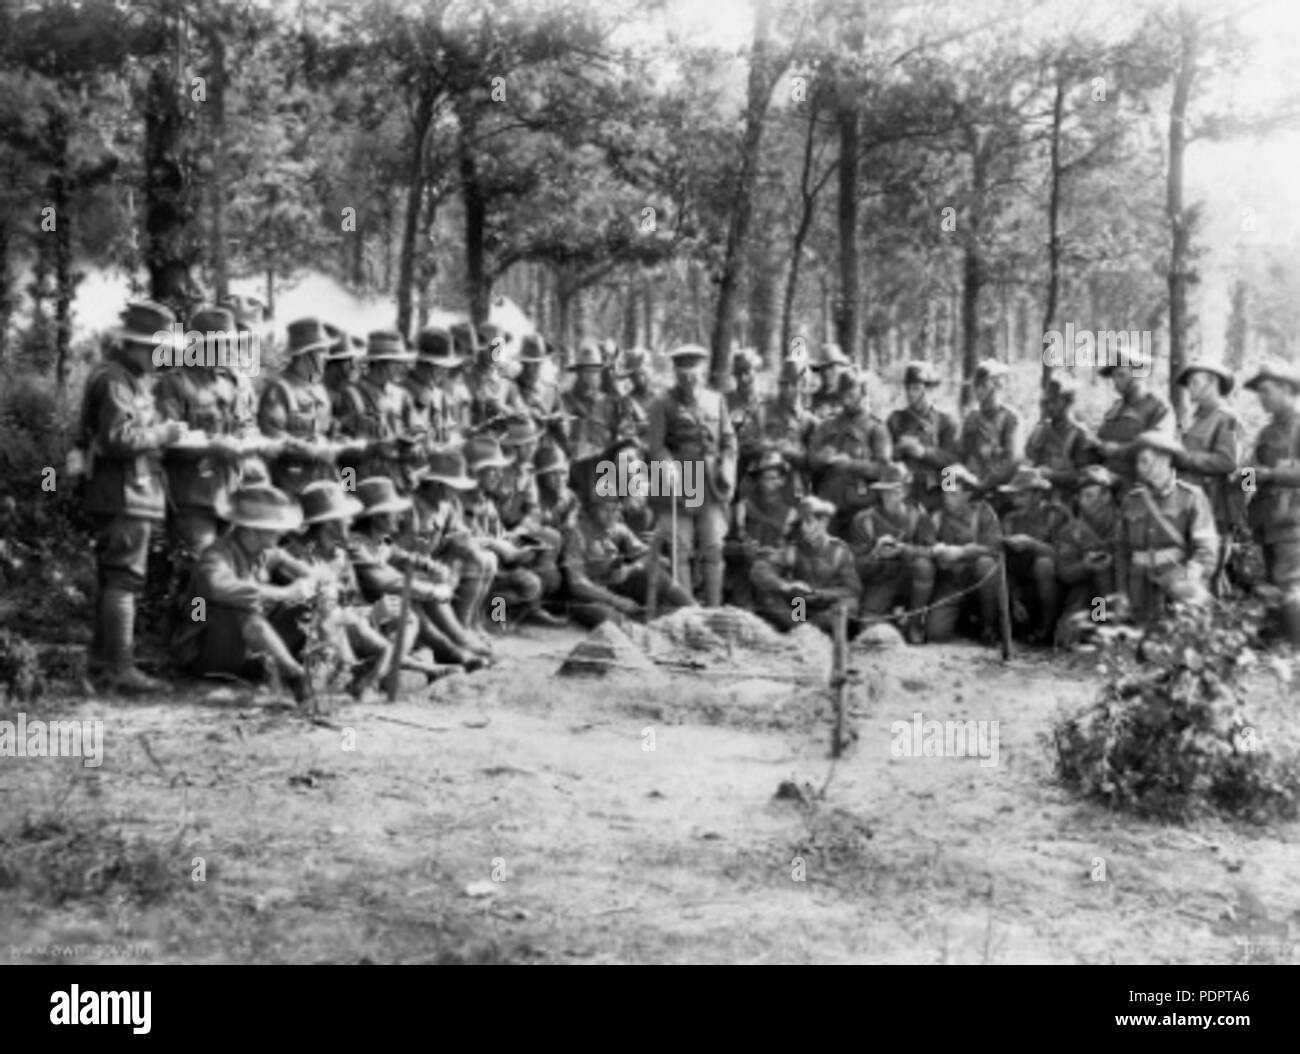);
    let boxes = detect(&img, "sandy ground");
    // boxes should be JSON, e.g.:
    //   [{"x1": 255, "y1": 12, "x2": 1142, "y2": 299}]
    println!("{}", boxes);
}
[{"x1": 2, "y1": 624, "x2": 1297, "y2": 966}]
